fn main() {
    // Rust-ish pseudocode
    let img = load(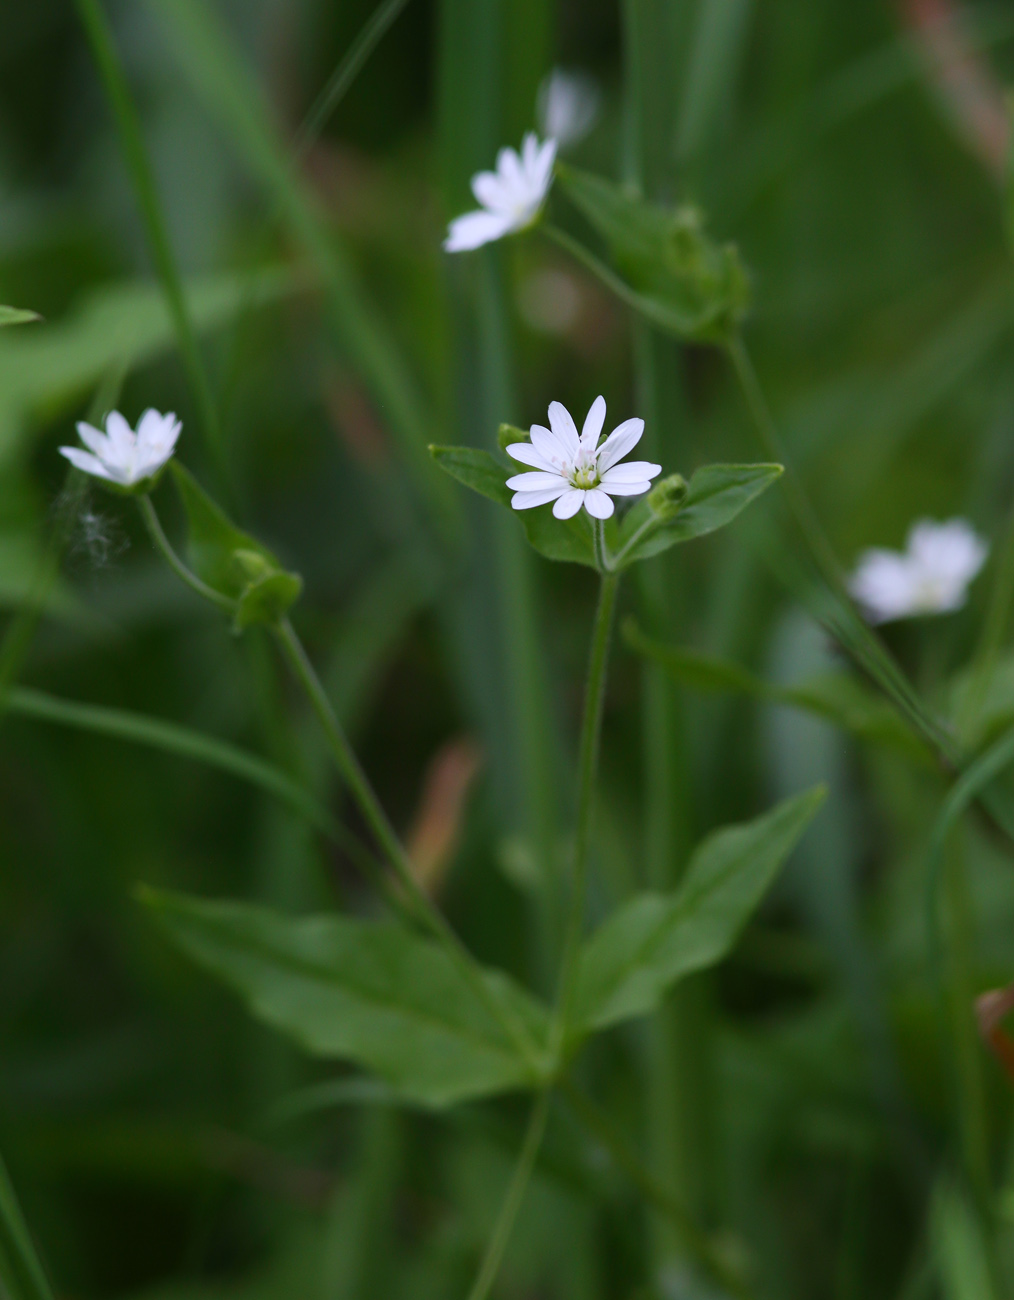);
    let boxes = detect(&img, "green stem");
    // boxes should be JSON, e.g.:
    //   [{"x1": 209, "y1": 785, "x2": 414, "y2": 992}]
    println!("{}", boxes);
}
[
  {"x1": 75, "y1": 0, "x2": 228, "y2": 489},
  {"x1": 272, "y1": 616, "x2": 544, "y2": 1074},
  {"x1": 0, "y1": 1149, "x2": 55, "y2": 1300},
  {"x1": 559, "y1": 1080, "x2": 751, "y2": 1299},
  {"x1": 464, "y1": 1089, "x2": 552, "y2": 1300},
  {"x1": 136, "y1": 496, "x2": 237, "y2": 613},
  {"x1": 550, "y1": 571, "x2": 620, "y2": 1056},
  {"x1": 961, "y1": 502, "x2": 1014, "y2": 736}
]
